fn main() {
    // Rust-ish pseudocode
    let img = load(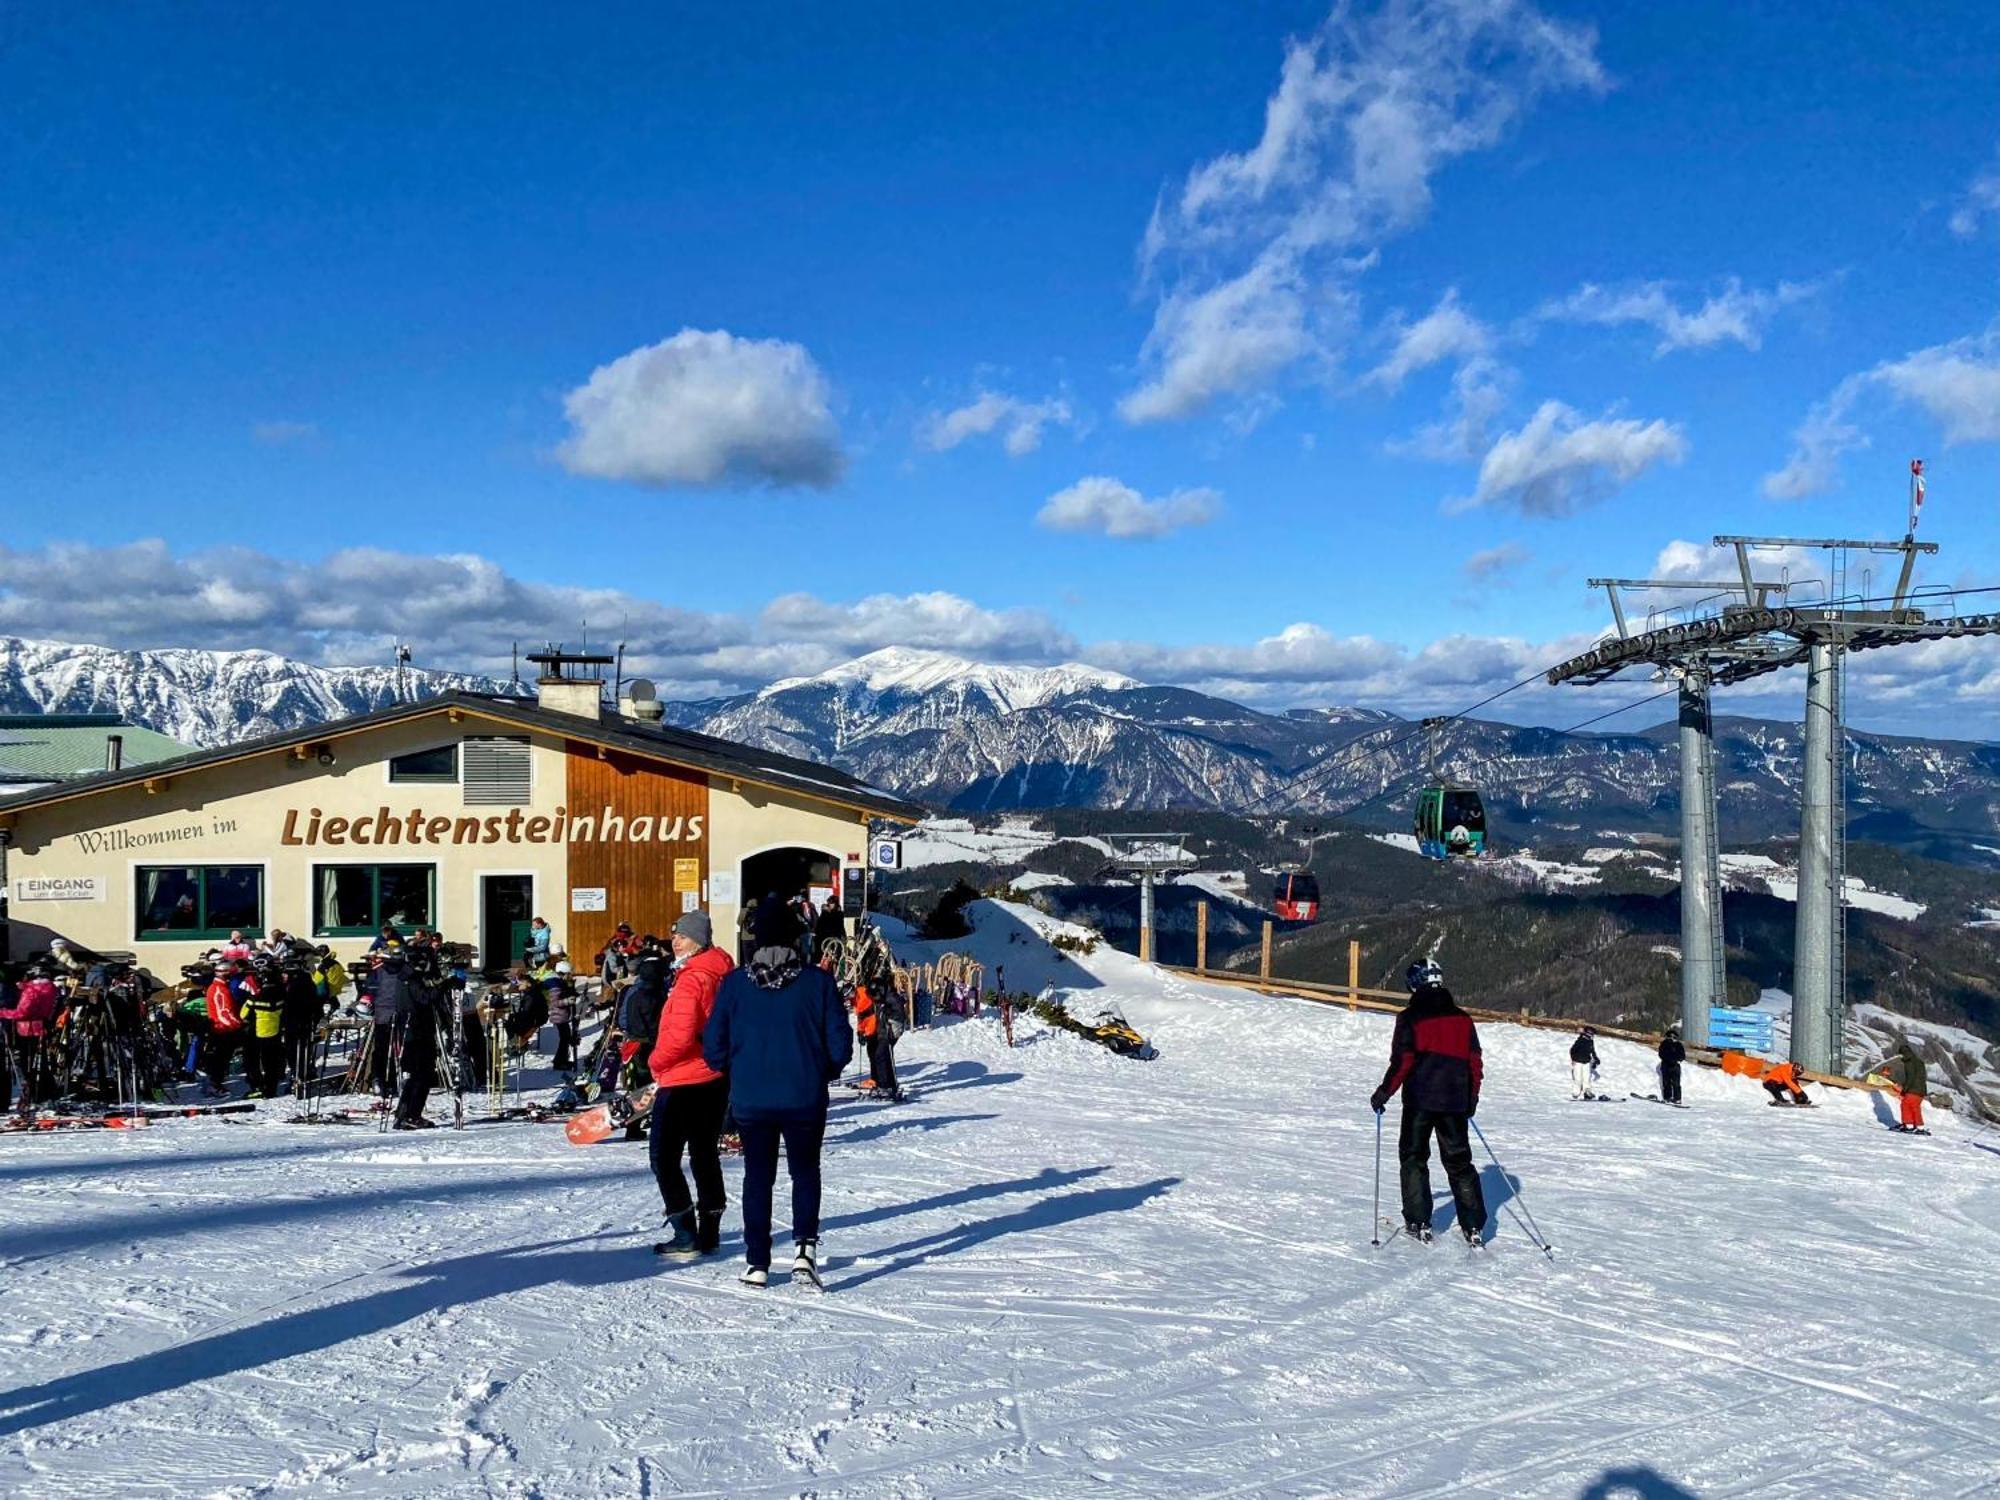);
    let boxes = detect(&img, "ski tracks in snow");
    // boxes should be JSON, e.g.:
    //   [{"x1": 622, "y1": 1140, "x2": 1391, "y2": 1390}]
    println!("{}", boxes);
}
[{"x1": 0, "y1": 983, "x2": 1997, "y2": 1496}]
